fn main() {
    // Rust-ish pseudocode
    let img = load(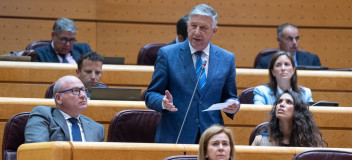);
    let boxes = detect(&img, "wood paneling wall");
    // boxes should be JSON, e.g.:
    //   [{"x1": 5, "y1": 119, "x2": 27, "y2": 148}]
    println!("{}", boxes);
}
[{"x1": 1, "y1": 0, "x2": 352, "y2": 68}]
